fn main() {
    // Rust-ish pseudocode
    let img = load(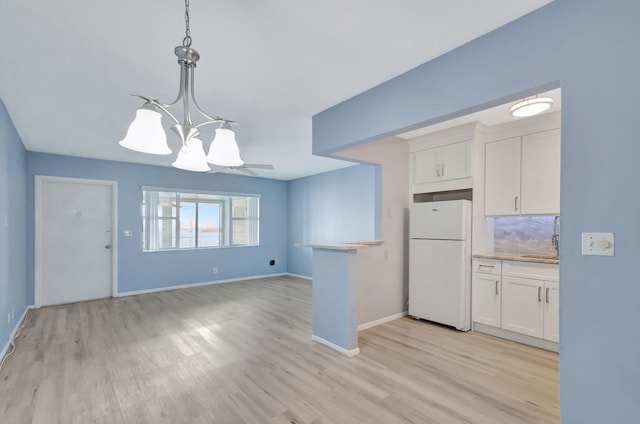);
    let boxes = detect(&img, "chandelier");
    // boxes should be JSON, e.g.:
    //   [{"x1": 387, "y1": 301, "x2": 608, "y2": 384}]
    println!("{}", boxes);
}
[{"x1": 118, "y1": 0, "x2": 243, "y2": 172}]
